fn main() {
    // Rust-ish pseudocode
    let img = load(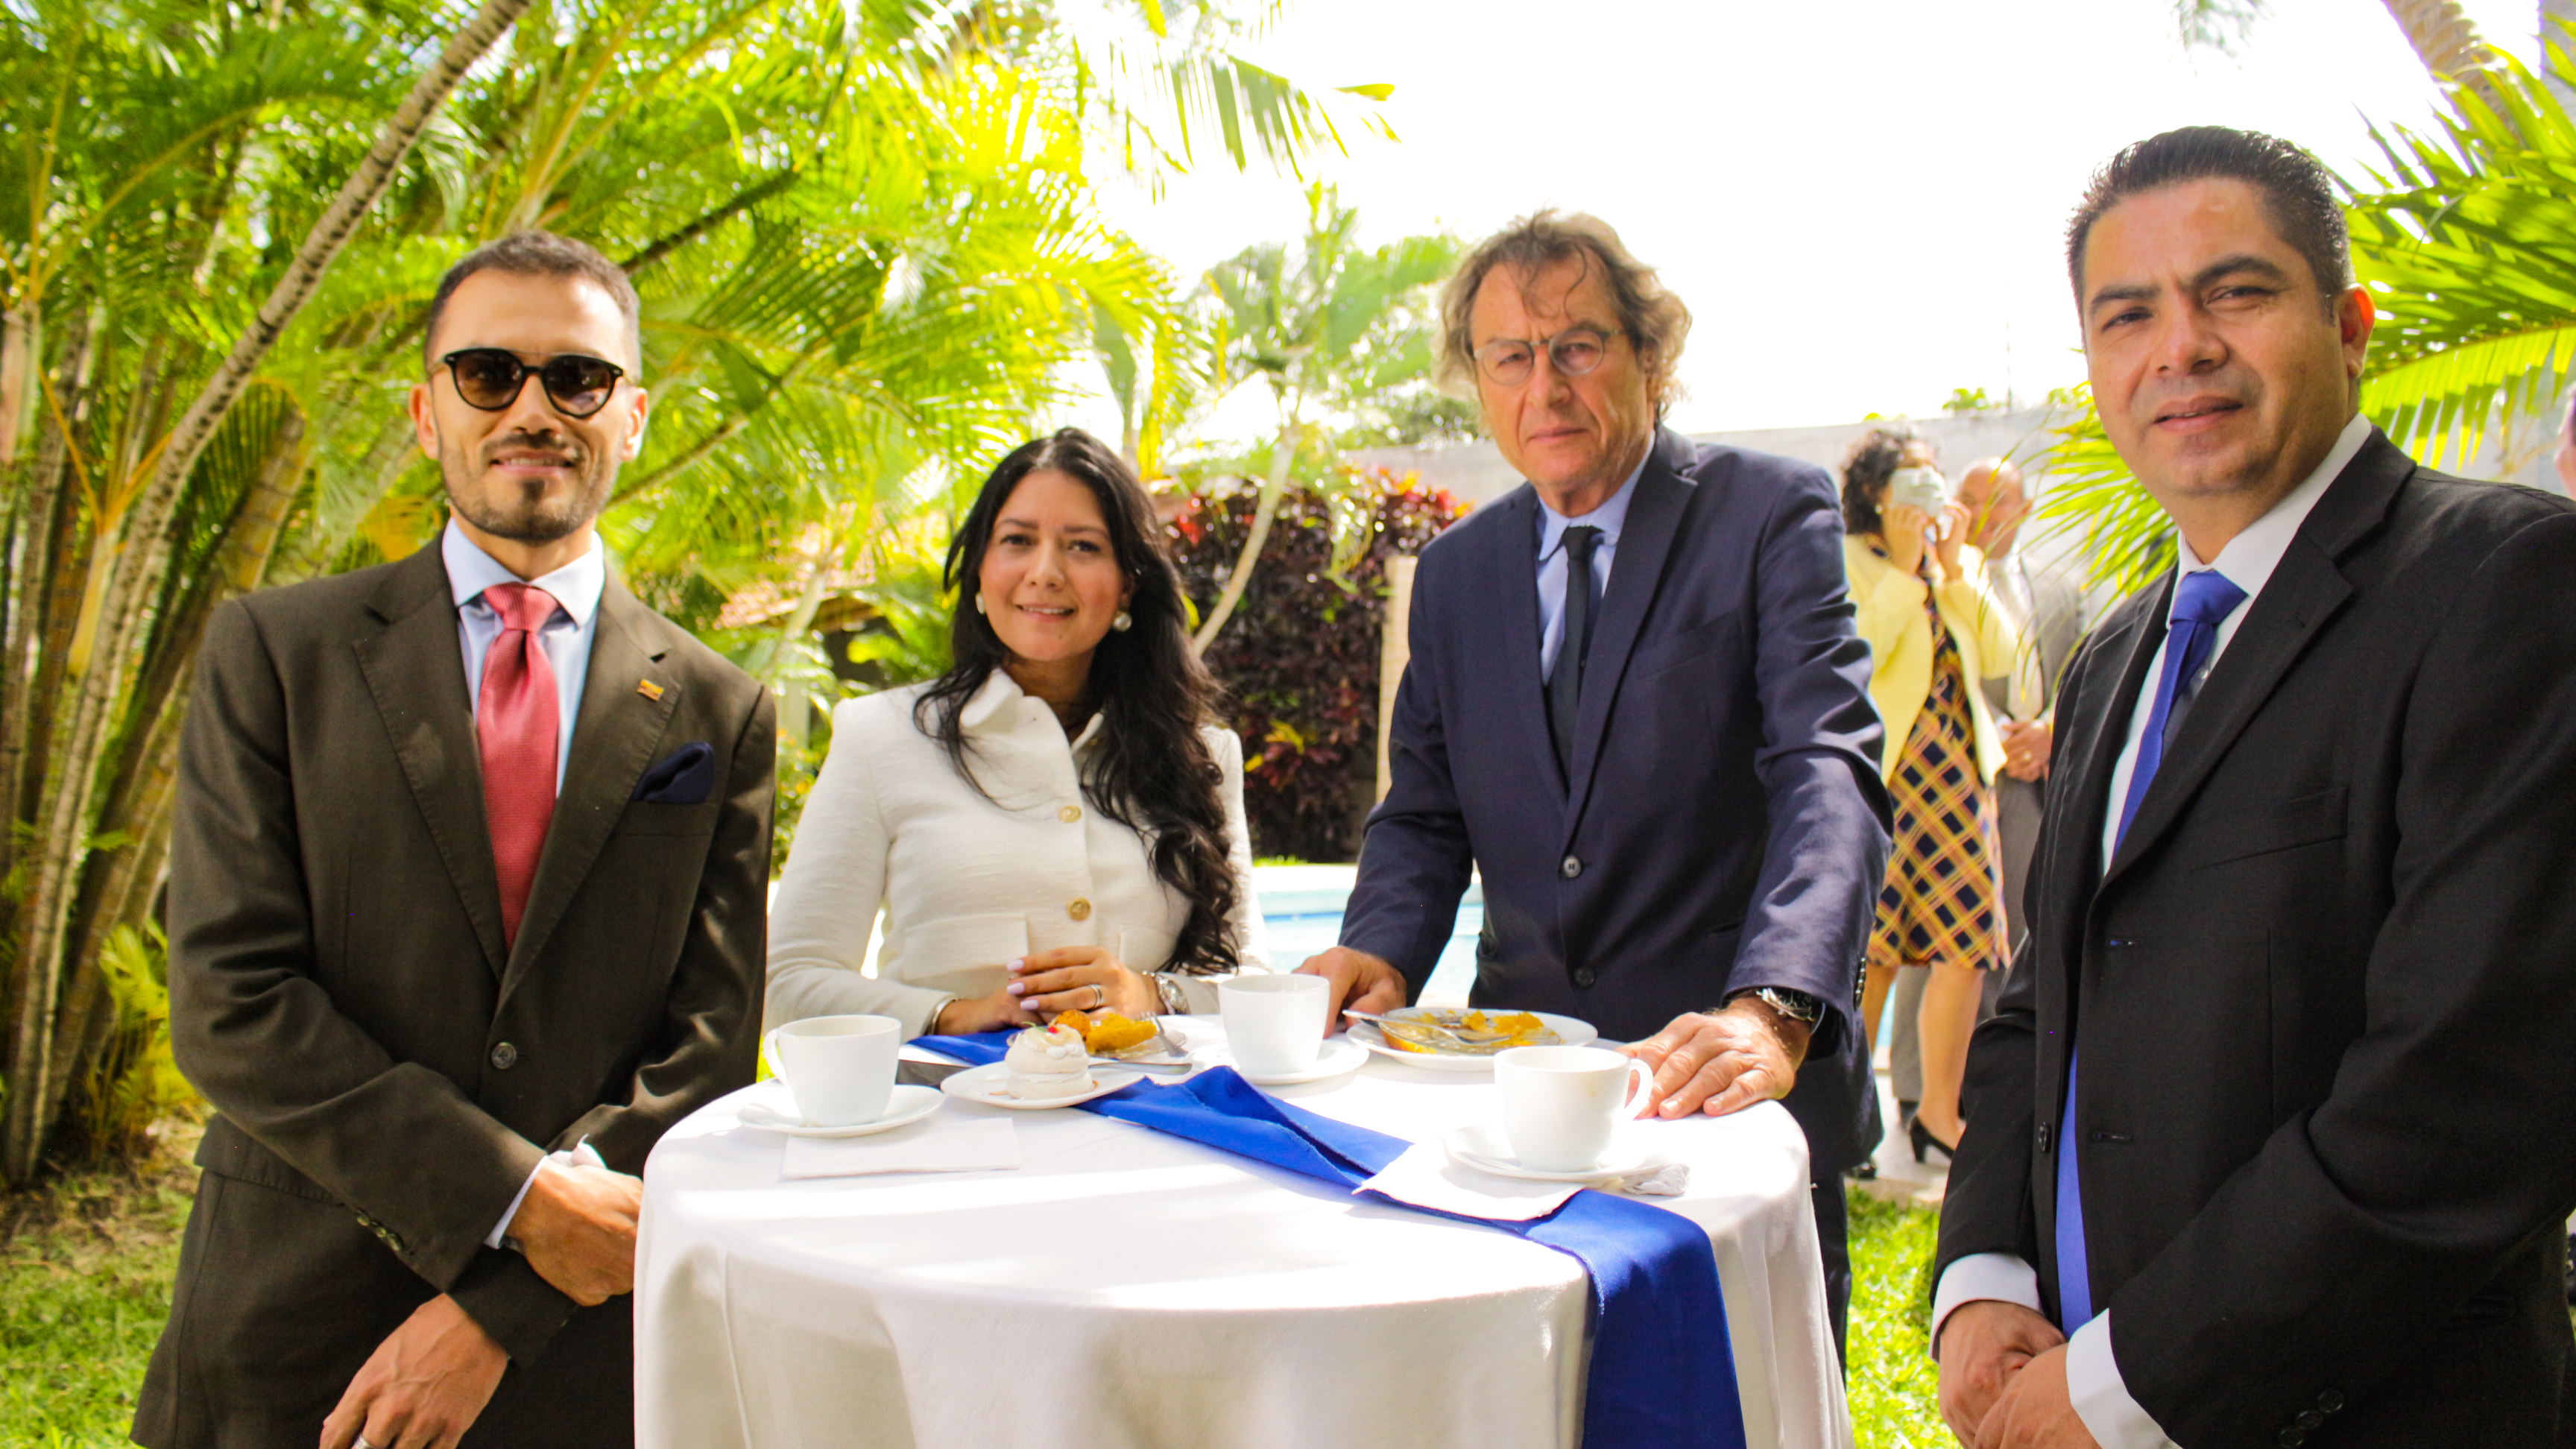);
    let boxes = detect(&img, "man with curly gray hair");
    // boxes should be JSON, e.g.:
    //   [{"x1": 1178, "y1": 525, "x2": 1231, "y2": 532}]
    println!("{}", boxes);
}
[{"x1": 1301, "y1": 209, "x2": 1893, "y2": 1356}]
